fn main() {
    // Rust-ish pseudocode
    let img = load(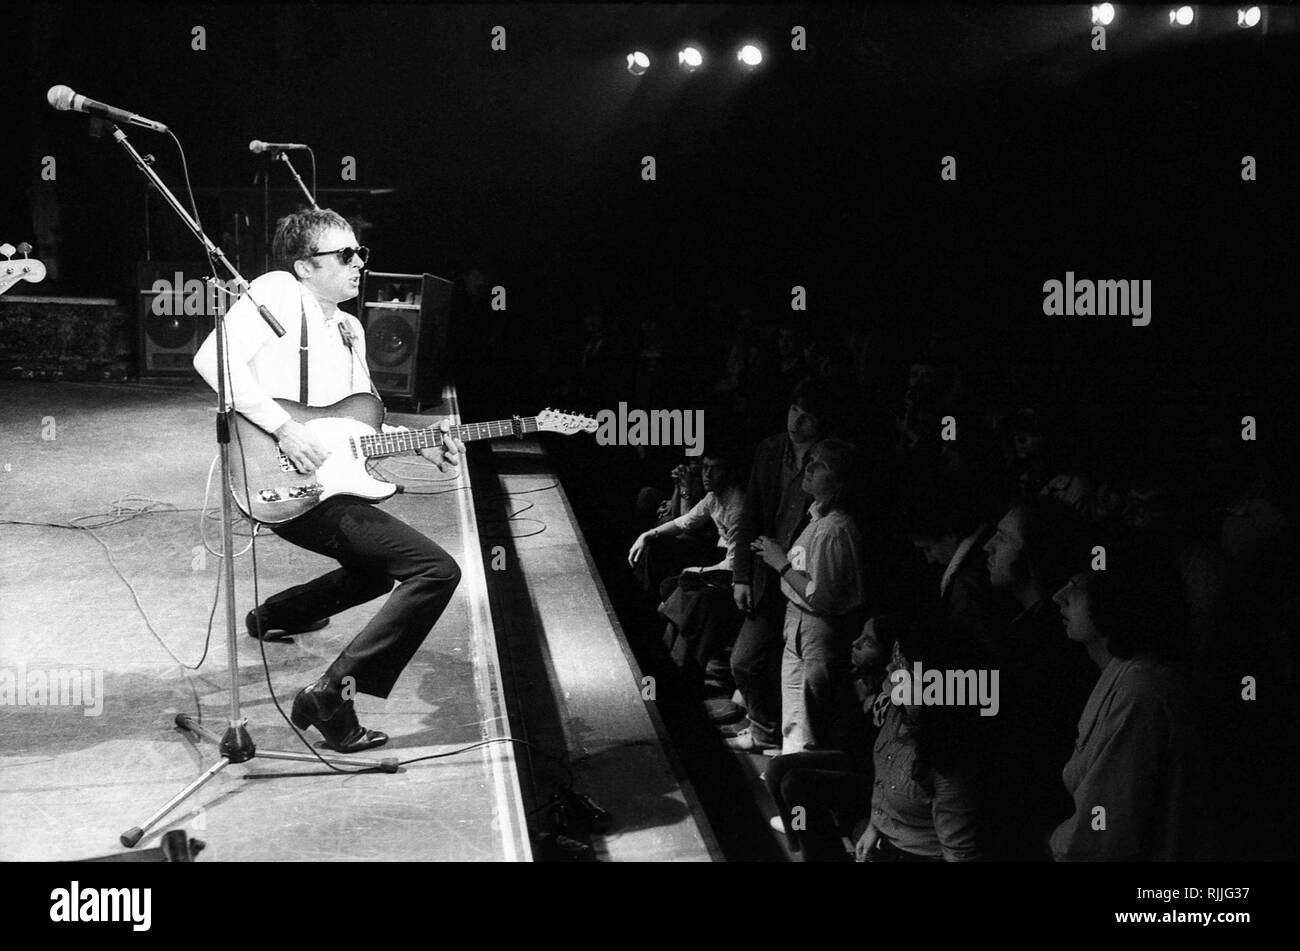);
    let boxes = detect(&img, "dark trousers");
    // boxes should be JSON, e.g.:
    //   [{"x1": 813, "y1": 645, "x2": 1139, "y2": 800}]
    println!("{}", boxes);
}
[
  {"x1": 731, "y1": 589, "x2": 785, "y2": 745},
  {"x1": 658, "y1": 570, "x2": 741, "y2": 673},
  {"x1": 633, "y1": 534, "x2": 718, "y2": 596},
  {"x1": 267, "y1": 497, "x2": 461, "y2": 699},
  {"x1": 765, "y1": 750, "x2": 872, "y2": 861}
]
